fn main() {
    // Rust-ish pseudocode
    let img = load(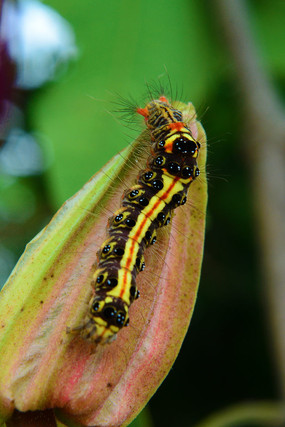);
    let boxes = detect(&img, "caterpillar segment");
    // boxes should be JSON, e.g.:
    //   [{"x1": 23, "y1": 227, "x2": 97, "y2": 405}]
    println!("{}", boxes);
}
[{"x1": 69, "y1": 96, "x2": 200, "y2": 344}]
